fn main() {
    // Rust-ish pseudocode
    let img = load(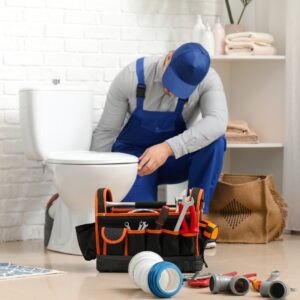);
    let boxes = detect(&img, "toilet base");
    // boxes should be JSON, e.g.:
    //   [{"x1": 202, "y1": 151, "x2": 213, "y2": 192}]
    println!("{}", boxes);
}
[{"x1": 45, "y1": 195, "x2": 94, "y2": 255}]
